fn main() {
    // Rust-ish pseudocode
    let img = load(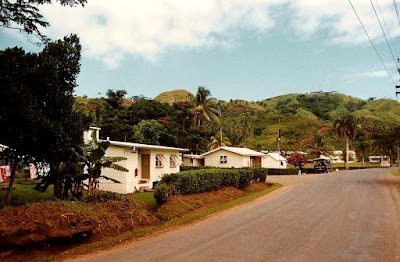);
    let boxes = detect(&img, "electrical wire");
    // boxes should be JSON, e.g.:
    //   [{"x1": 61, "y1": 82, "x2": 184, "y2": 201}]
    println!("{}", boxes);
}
[
  {"x1": 374, "y1": 0, "x2": 400, "y2": 66},
  {"x1": 348, "y1": 0, "x2": 396, "y2": 85},
  {"x1": 393, "y1": 0, "x2": 400, "y2": 28}
]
